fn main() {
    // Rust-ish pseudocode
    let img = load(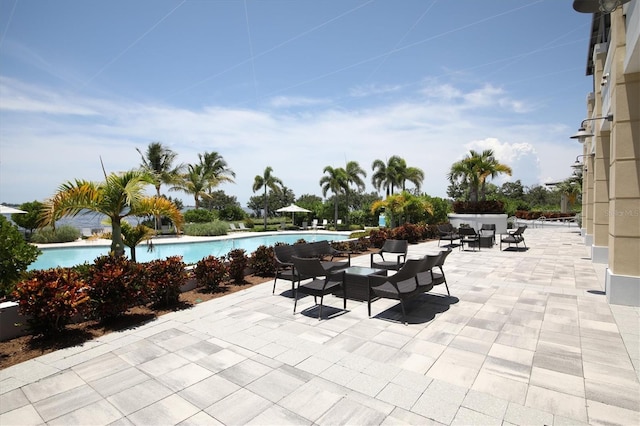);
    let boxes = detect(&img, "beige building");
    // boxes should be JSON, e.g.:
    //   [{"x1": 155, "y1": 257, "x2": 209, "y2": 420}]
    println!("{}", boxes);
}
[{"x1": 572, "y1": 0, "x2": 639, "y2": 306}]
